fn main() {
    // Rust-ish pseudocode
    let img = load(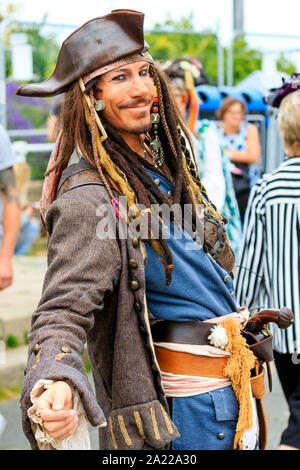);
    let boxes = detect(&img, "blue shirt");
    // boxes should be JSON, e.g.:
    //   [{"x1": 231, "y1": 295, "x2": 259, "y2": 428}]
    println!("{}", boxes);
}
[
  {"x1": 144, "y1": 168, "x2": 237, "y2": 322},
  {"x1": 144, "y1": 168, "x2": 240, "y2": 450}
]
